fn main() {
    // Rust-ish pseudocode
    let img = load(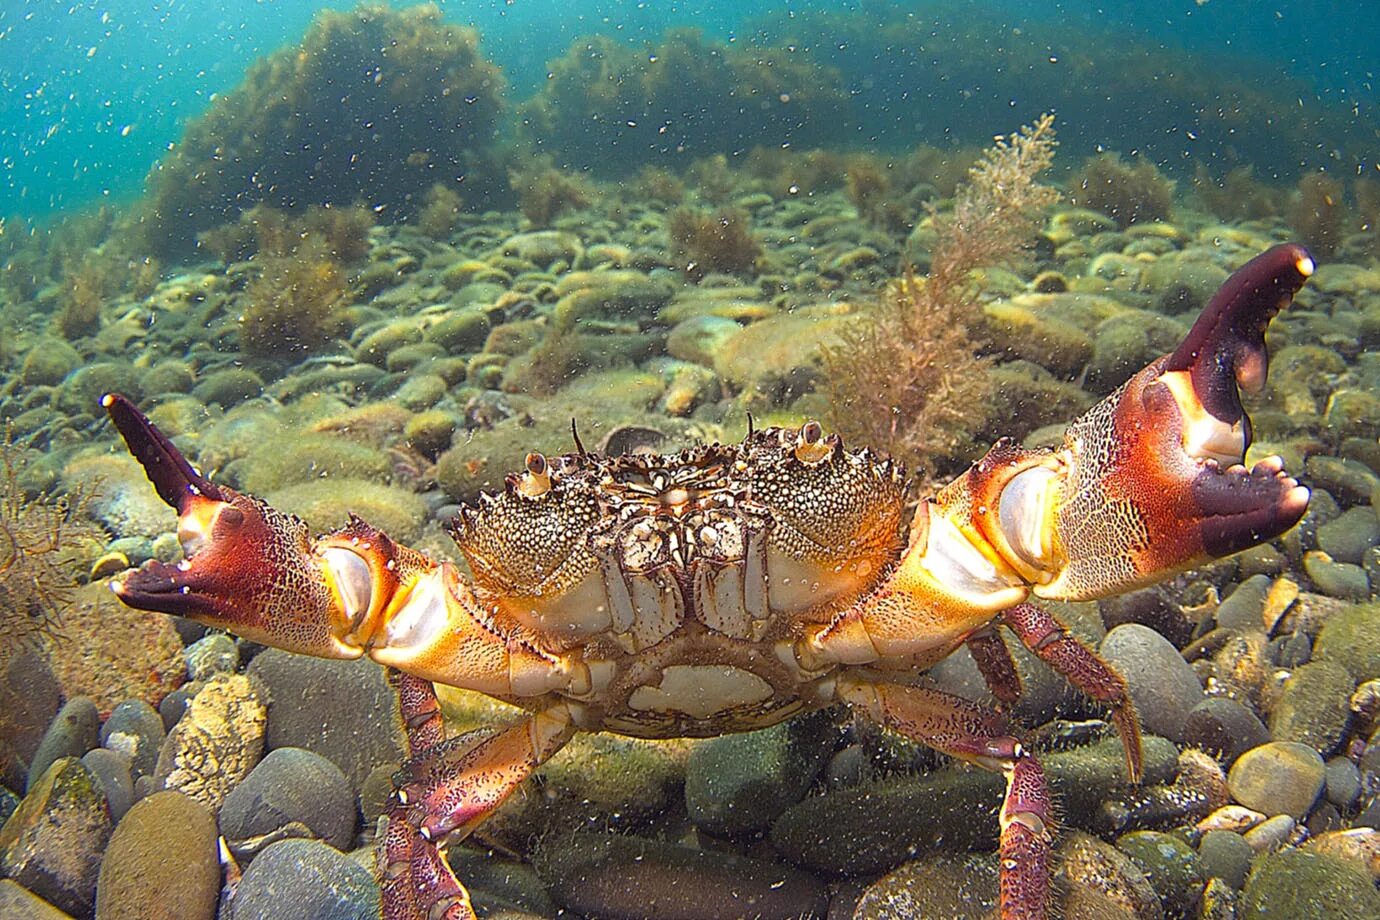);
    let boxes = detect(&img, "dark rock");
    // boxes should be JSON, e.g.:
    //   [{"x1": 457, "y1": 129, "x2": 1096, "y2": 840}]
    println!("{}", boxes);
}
[
  {"x1": 445, "y1": 847, "x2": 558, "y2": 918},
  {"x1": 685, "y1": 709, "x2": 838, "y2": 837},
  {"x1": 771, "y1": 735, "x2": 1176, "y2": 876},
  {"x1": 94, "y1": 791, "x2": 219, "y2": 920},
  {"x1": 0, "y1": 758, "x2": 112, "y2": 917},
  {"x1": 1273, "y1": 631, "x2": 1313, "y2": 668},
  {"x1": 1181, "y1": 697, "x2": 1270, "y2": 764},
  {"x1": 1325, "y1": 756, "x2": 1362, "y2": 809},
  {"x1": 536, "y1": 830, "x2": 828, "y2": 920},
  {"x1": 1305, "y1": 455, "x2": 1380, "y2": 506},
  {"x1": 81, "y1": 749, "x2": 134, "y2": 822},
  {"x1": 1099, "y1": 624, "x2": 1204, "y2": 742},
  {"x1": 219, "y1": 747, "x2": 356, "y2": 852},
  {"x1": 100, "y1": 699, "x2": 165, "y2": 781},
  {"x1": 231, "y1": 839, "x2": 380, "y2": 920},
  {"x1": 157, "y1": 688, "x2": 194, "y2": 732},
  {"x1": 26, "y1": 697, "x2": 99, "y2": 792},
  {"x1": 852, "y1": 853, "x2": 997, "y2": 920},
  {"x1": 1269, "y1": 660, "x2": 1355, "y2": 755},
  {"x1": 1214, "y1": 574, "x2": 1271, "y2": 631},
  {"x1": 1197, "y1": 828, "x2": 1253, "y2": 889},
  {"x1": 0, "y1": 649, "x2": 62, "y2": 791},
  {"x1": 1303, "y1": 551, "x2": 1371, "y2": 601},
  {"x1": 1226, "y1": 742, "x2": 1325, "y2": 818},
  {"x1": 246, "y1": 651, "x2": 405, "y2": 791},
  {"x1": 1242, "y1": 850, "x2": 1380, "y2": 919}
]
